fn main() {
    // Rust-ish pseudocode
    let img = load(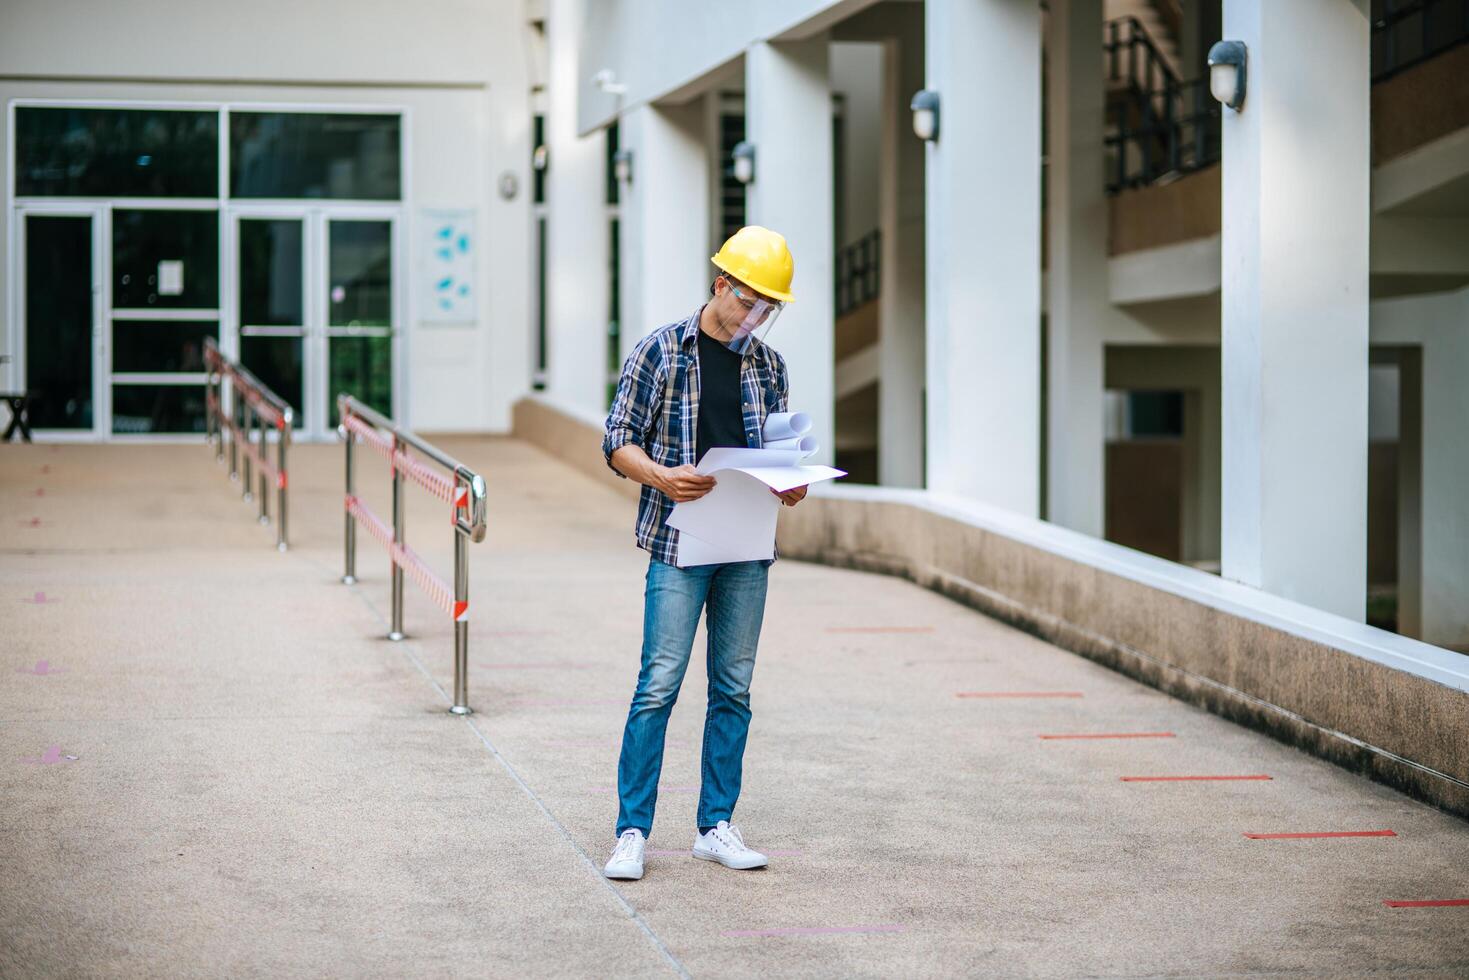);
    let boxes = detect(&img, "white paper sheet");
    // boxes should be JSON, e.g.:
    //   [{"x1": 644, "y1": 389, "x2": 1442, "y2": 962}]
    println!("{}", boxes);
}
[{"x1": 667, "y1": 410, "x2": 846, "y2": 567}]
